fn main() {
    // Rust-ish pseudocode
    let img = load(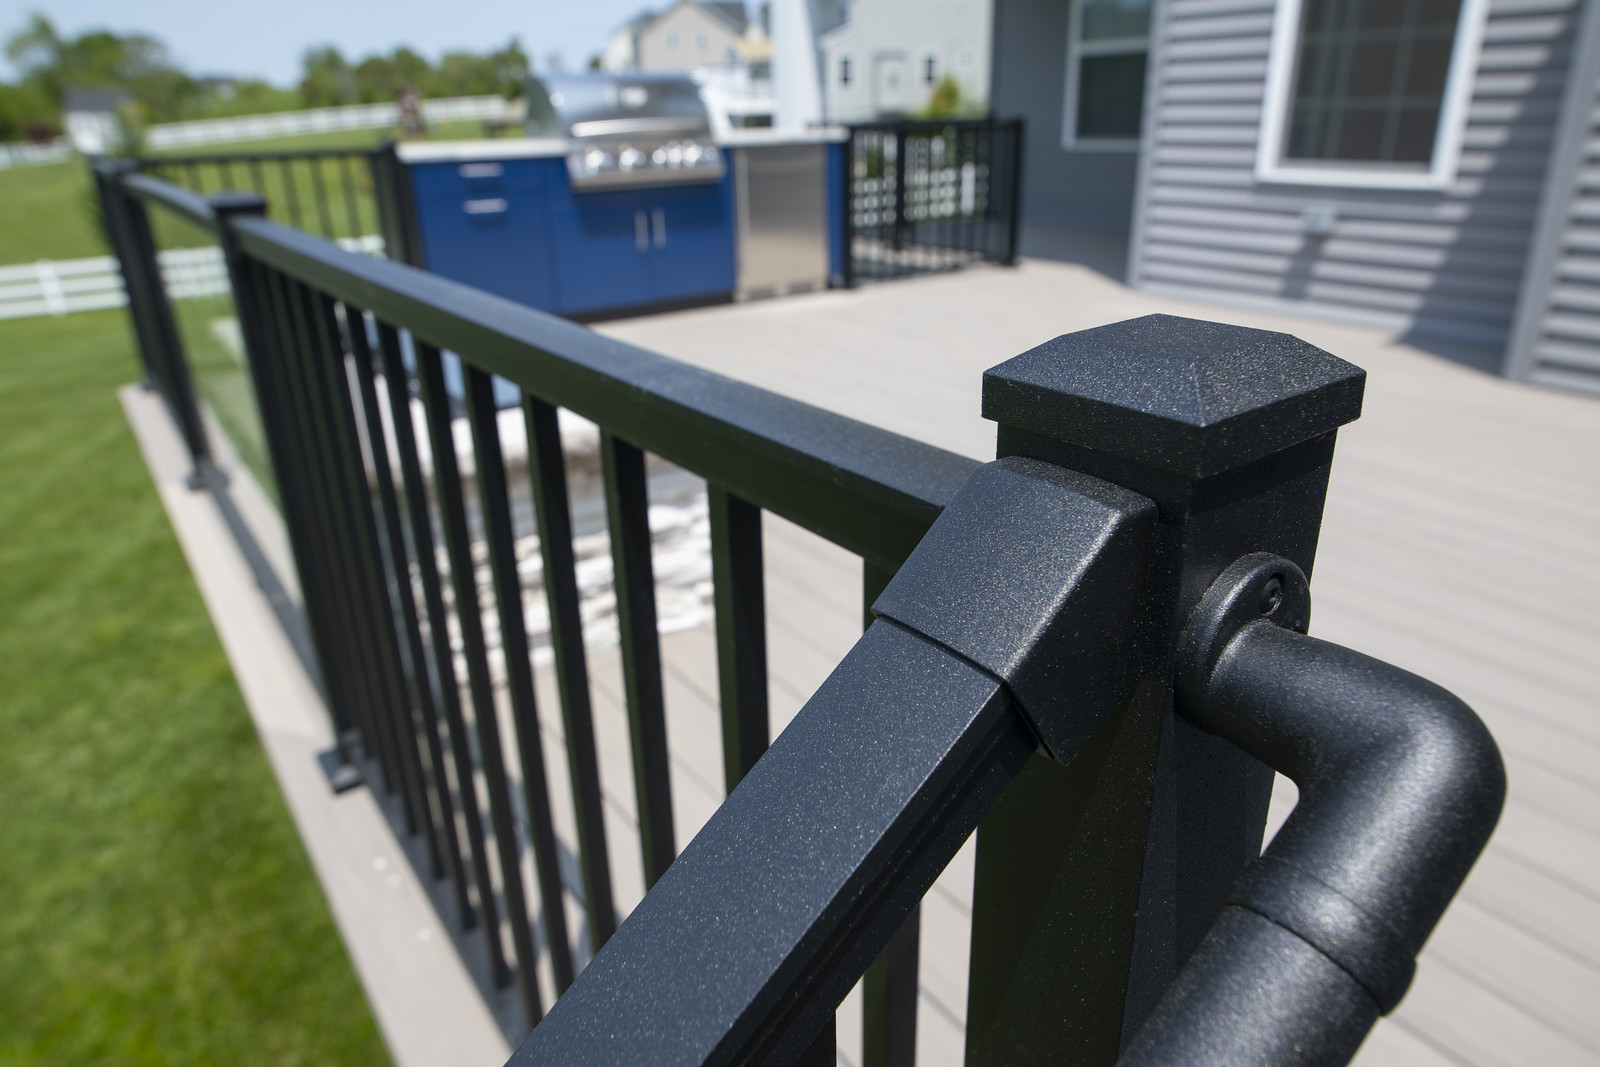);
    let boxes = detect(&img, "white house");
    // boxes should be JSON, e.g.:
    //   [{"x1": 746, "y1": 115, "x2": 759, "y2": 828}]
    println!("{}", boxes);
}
[
  {"x1": 606, "y1": 2, "x2": 755, "y2": 72},
  {"x1": 63, "y1": 87, "x2": 130, "y2": 155},
  {"x1": 819, "y1": 0, "x2": 993, "y2": 122}
]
